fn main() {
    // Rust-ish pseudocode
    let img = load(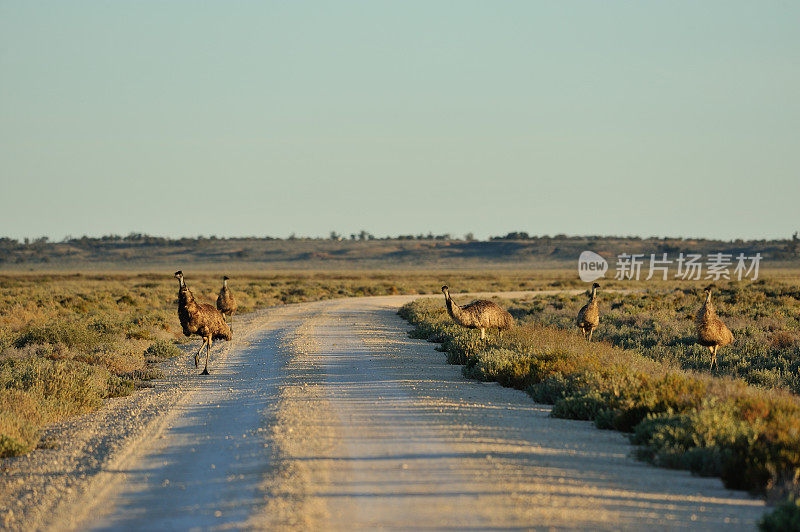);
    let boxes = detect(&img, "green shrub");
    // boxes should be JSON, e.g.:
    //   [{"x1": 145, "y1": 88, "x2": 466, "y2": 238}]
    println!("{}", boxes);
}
[
  {"x1": 759, "y1": 497, "x2": 800, "y2": 532},
  {"x1": 443, "y1": 334, "x2": 485, "y2": 365},
  {"x1": 0, "y1": 327, "x2": 13, "y2": 353},
  {"x1": 13, "y1": 321, "x2": 102, "y2": 350},
  {"x1": 0, "y1": 356, "x2": 112, "y2": 456},
  {"x1": 106, "y1": 374, "x2": 135, "y2": 397},
  {"x1": 465, "y1": 348, "x2": 534, "y2": 388},
  {"x1": 552, "y1": 392, "x2": 606, "y2": 420},
  {"x1": 144, "y1": 339, "x2": 181, "y2": 359},
  {"x1": 0, "y1": 356, "x2": 109, "y2": 413},
  {"x1": 528, "y1": 374, "x2": 572, "y2": 404},
  {"x1": 0, "y1": 388, "x2": 41, "y2": 457},
  {"x1": 631, "y1": 403, "x2": 757, "y2": 477},
  {"x1": 126, "y1": 367, "x2": 164, "y2": 381}
]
